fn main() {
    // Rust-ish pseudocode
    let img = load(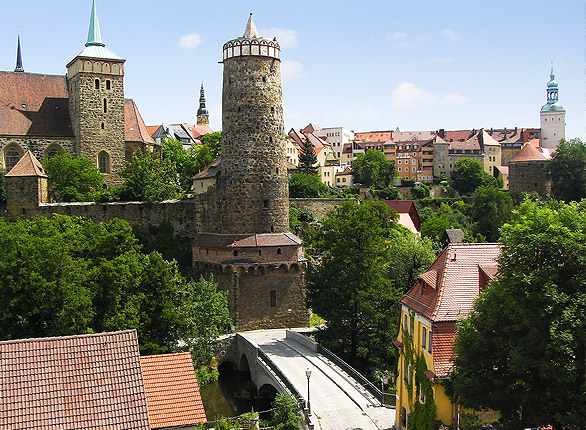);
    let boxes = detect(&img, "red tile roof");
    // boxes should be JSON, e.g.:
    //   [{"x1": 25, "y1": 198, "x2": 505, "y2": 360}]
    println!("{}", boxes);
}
[
  {"x1": 125, "y1": 99, "x2": 156, "y2": 144},
  {"x1": 0, "y1": 330, "x2": 150, "y2": 430},
  {"x1": 193, "y1": 156, "x2": 221, "y2": 179},
  {"x1": 176, "y1": 123, "x2": 213, "y2": 140},
  {"x1": 193, "y1": 233, "x2": 301, "y2": 248},
  {"x1": 0, "y1": 71, "x2": 73, "y2": 137},
  {"x1": 147, "y1": 125, "x2": 160, "y2": 136},
  {"x1": 140, "y1": 352, "x2": 206, "y2": 429},
  {"x1": 432, "y1": 322, "x2": 457, "y2": 378},
  {"x1": 5, "y1": 150, "x2": 47, "y2": 177},
  {"x1": 354, "y1": 131, "x2": 393, "y2": 142},
  {"x1": 400, "y1": 243, "x2": 500, "y2": 322},
  {"x1": 510, "y1": 142, "x2": 550, "y2": 162}
]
